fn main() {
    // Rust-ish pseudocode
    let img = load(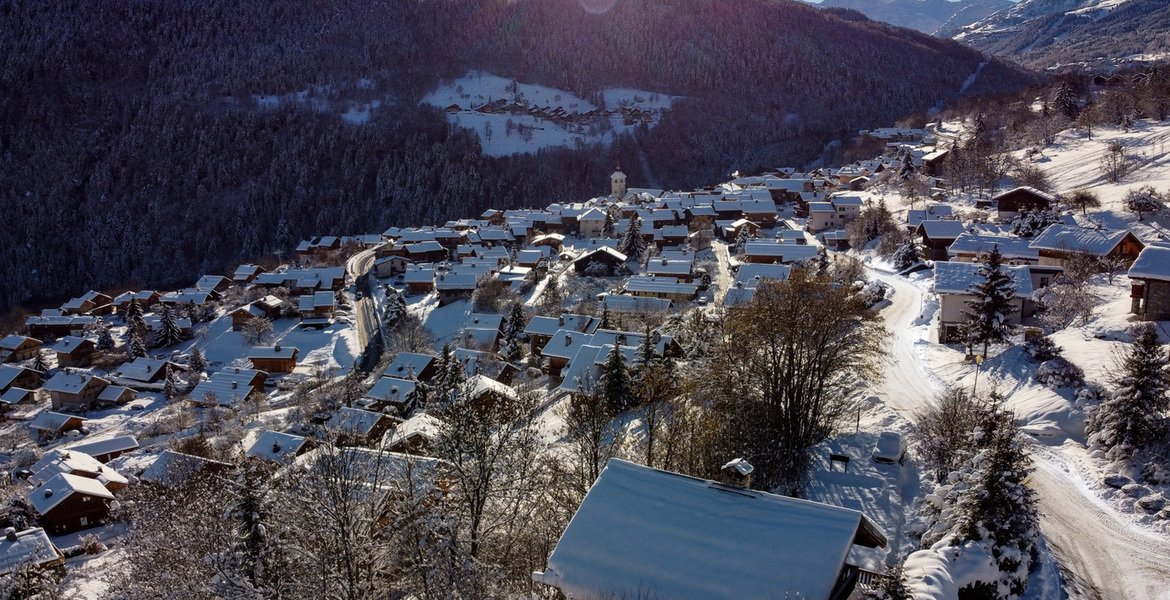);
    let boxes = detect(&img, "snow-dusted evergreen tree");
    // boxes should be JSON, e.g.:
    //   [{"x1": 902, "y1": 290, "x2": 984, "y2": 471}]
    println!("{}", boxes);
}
[
  {"x1": 382, "y1": 287, "x2": 408, "y2": 327},
  {"x1": 734, "y1": 225, "x2": 751, "y2": 258},
  {"x1": 431, "y1": 343, "x2": 465, "y2": 407},
  {"x1": 964, "y1": 246, "x2": 1018, "y2": 359},
  {"x1": 599, "y1": 342, "x2": 631, "y2": 414},
  {"x1": 129, "y1": 331, "x2": 148, "y2": 359},
  {"x1": 188, "y1": 345, "x2": 207, "y2": 380},
  {"x1": 31, "y1": 349, "x2": 49, "y2": 373},
  {"x1": 1091, "y1": 323, "x2": 1170, "y2": 463},
  {"x1": 921, "y1": 408, "x2": 1039, "y2": 599},
  {"x1": 891, "y1": 239, "x2": 920, "y2": 271},
  {"x1": 163, "y1": 365, "x2": 180, "y2": 400},
  {"x1": 617, "y1": 214, "x2": 646, "y2": 262},
  {"x1": 602, "y1": 207, "x2": 617, "y2": 238},
  {"x1": 96, "y1": 320, "x2": 115, "y2": 352},
  {"x1": 1052, "y1": 80, "x2": 1080, "y2": 120},
  {"x1": 158, "y1": 304, "x2": 184, "y2": 347},
  {"x1": 633, "y1": 325, "x2": 658, "y2": 379},
  {"x1": 863, "y1": 562, "x2": 911, "y2": 600},
  {"x1": 124, "y1": 297, "x2": 146, "y2": 334},
  {"x1": 598, "y1": 302, "x2": 611, "y2": 330}
]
